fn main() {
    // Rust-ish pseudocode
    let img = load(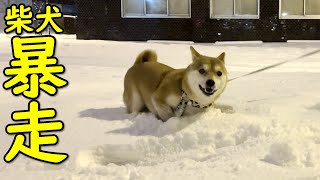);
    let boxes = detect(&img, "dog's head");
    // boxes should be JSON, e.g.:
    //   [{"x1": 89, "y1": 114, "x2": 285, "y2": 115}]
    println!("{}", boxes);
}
[{"x1": 183, "y1": 46, "x2": 228, "y2": 105}]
